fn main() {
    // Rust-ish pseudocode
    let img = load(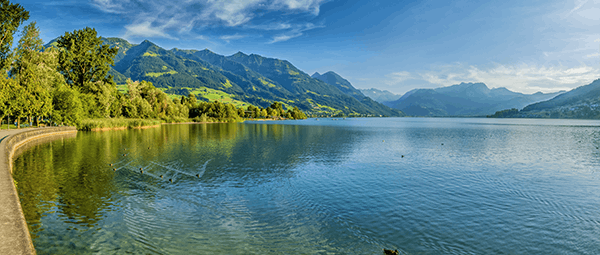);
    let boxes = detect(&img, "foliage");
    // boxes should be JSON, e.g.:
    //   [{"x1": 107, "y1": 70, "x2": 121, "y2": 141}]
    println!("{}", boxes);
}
[
  {"x1": 0, "y1": 71, "x2": 17, "y2": 127},
  {"x1": 12, "y1": 22, "x2": 59, "y2": 126},
  {"x1": 52, "y1": 84, "x2": 83, "y2": 126},
  {"x1": 487, "y1": 108, "x2": 519, "y2": 118},
  {"x1": 0, "y1": 0, "x2": 29, "y2": 71},
  {"x1": 57, "y1": 27, "x2": 118, "y2": 93}
]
